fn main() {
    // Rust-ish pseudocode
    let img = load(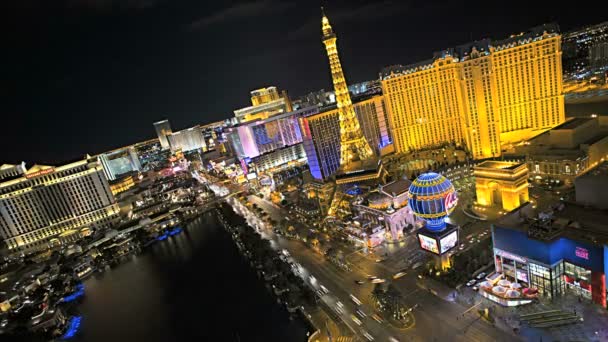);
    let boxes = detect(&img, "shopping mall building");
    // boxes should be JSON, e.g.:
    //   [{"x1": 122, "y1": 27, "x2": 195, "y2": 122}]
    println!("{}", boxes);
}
[{"x1": 492, "y1": 203, "x2": 608, "y2": 308}]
